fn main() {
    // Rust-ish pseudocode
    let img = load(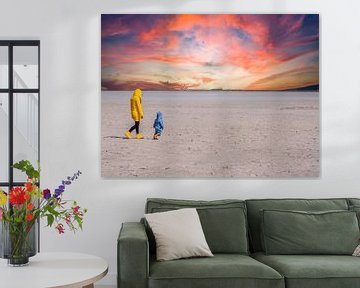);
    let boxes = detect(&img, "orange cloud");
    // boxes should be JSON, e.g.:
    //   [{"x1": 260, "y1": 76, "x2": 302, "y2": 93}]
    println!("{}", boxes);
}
[{"x1": 246, "y1": 66, "x2": 319, "y2": 90}]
